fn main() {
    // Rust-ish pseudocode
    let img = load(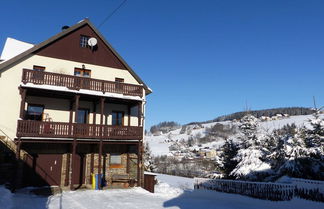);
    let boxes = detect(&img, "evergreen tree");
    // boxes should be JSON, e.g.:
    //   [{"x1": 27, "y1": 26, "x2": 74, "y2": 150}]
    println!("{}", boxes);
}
[
  {"x1": 219, "y1": 139, "x2": 239, "y2": 178},
  {"x1": 230, "y1": 114, "x2": 272, "y2": 180},
  {"x1": 143, "y1": 142, "x2": 156, "y2": 172},
  {"x1": 271, "y1": 110, "x2": 324, "y2": 180}
]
